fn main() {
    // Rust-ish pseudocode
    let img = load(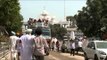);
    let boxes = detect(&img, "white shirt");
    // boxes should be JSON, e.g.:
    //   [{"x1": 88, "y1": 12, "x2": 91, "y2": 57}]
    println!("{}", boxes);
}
[
  {"x1": 72, "y1": 42, "x2": 75, "y2": 49},
  {"x1": 52, "y1": 38, "x2": 57, "y2": 44},
  {"x1": 78, "y1": 41, "x2": 83, "y2": 47},
  {"x1": 10, "y1": 35, "x2": 19, "y2": 50},
  {"x1": 10, "y1": 35, "x2": 19, "y2": 58},
  {"x1": 20, "y1": 34, "x2": 33, "y2": 60}
]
